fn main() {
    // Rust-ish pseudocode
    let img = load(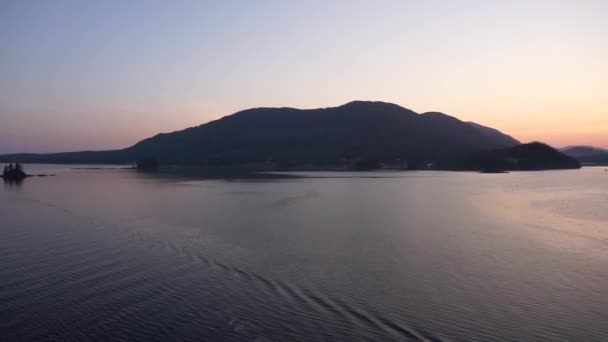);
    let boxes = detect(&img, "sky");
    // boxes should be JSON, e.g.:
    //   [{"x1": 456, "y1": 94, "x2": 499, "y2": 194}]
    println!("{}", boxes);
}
[{"x1": 1, "y1": 0, "x2": 607, "y2": 153}]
